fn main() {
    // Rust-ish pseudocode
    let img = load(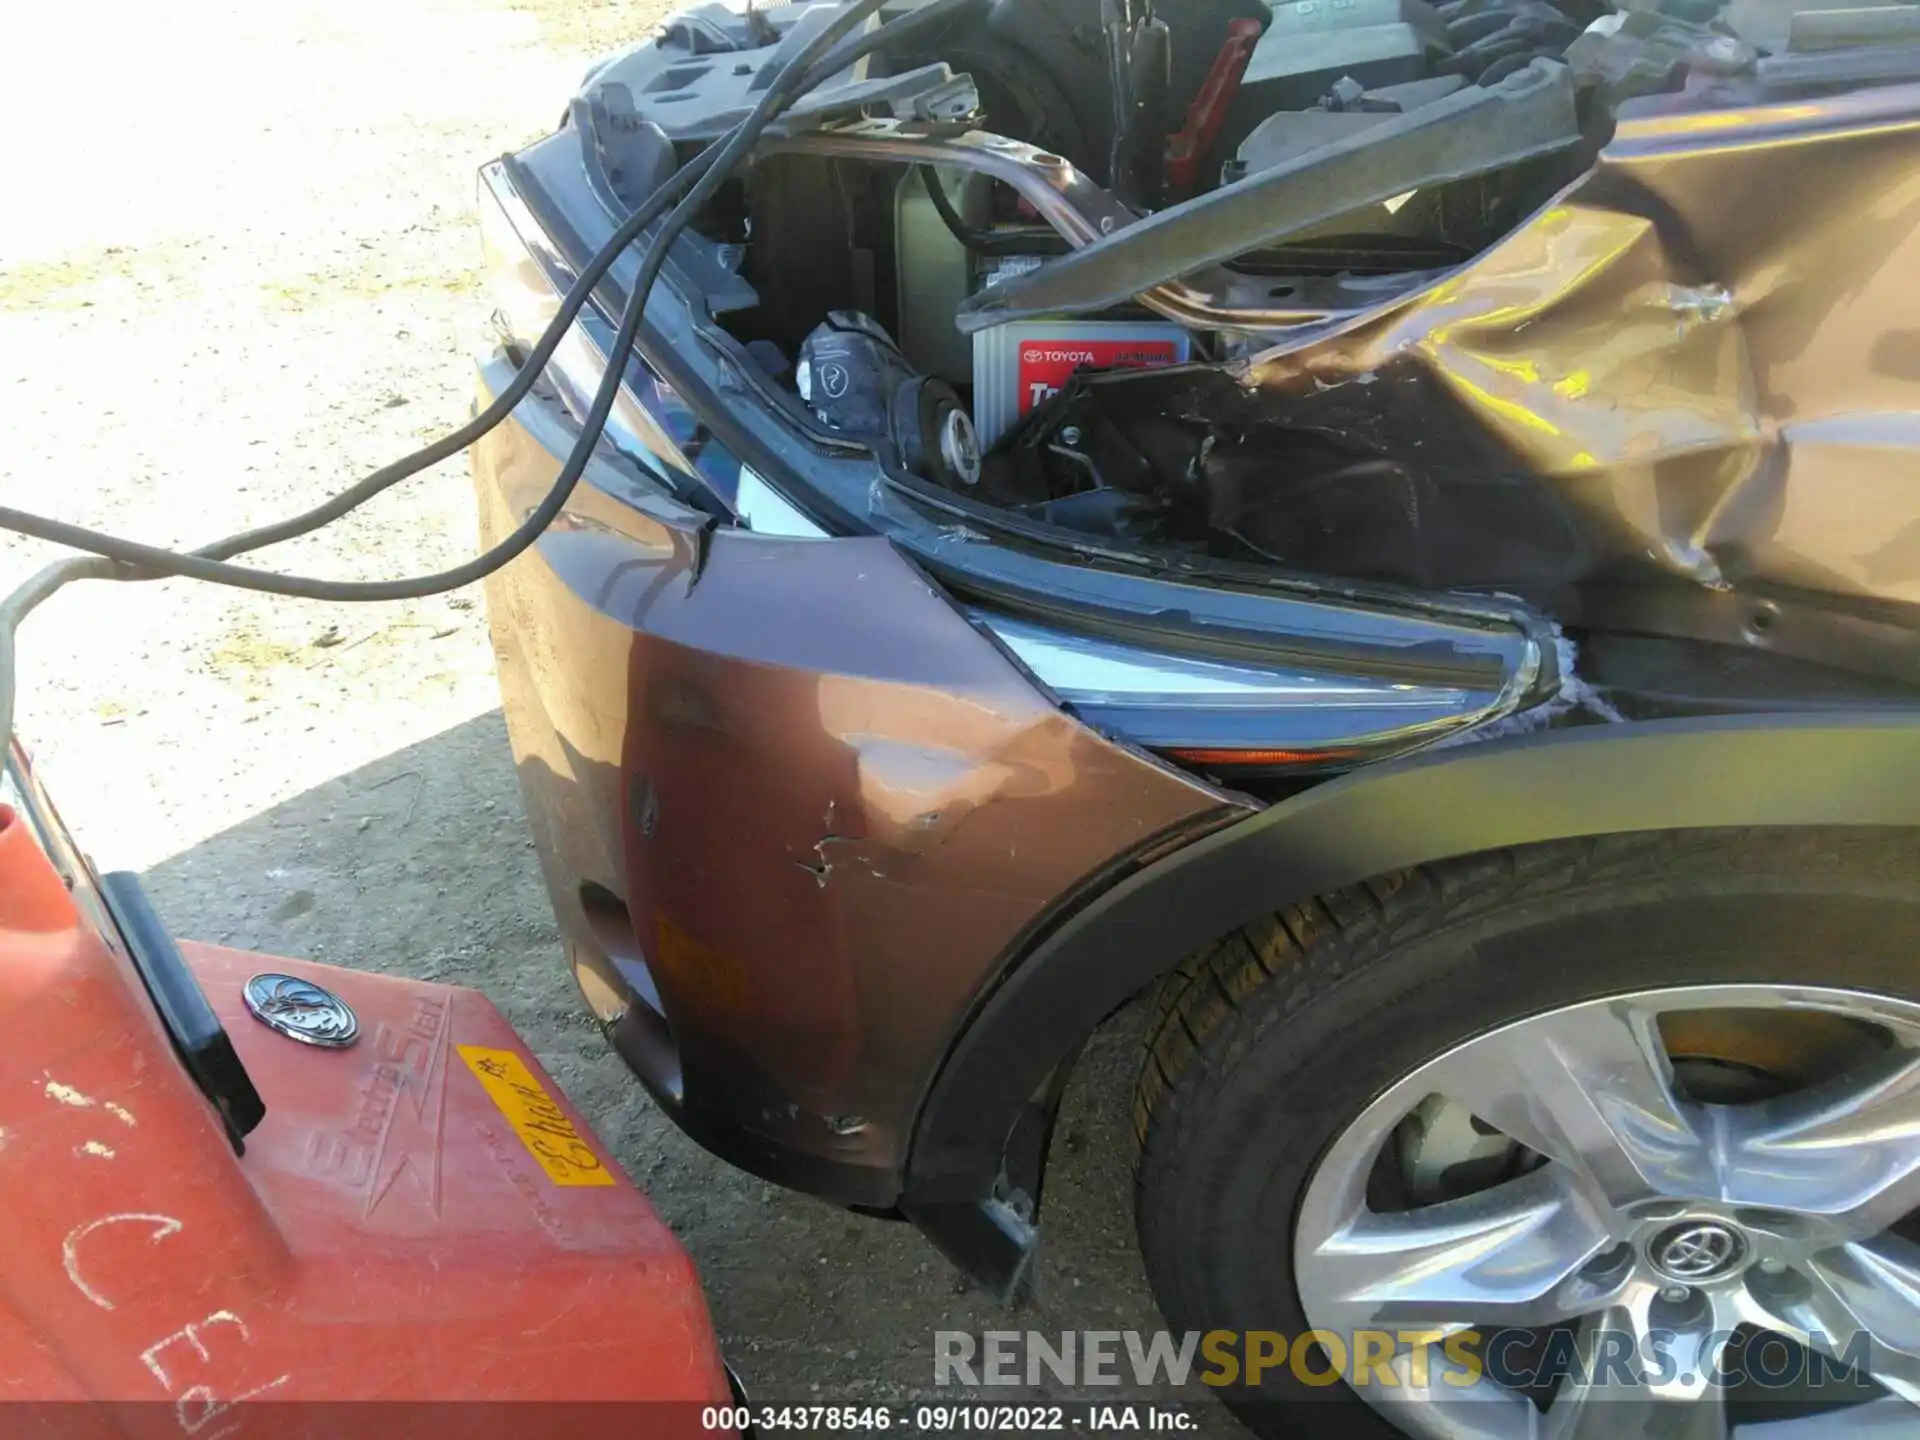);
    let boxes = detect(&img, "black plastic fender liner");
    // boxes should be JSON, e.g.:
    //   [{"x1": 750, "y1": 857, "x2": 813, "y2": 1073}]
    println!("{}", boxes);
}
[{"x1": 902, "y1": 711, "x2": 1920, "y2": 1207}]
